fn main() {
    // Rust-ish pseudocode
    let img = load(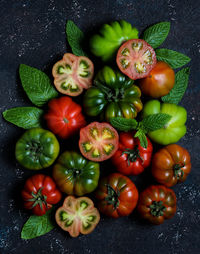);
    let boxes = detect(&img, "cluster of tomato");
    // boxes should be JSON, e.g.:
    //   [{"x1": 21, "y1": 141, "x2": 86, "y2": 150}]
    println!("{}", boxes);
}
[{"x1": 17, "y1": 20, "x2": 191, "y2": 237}]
